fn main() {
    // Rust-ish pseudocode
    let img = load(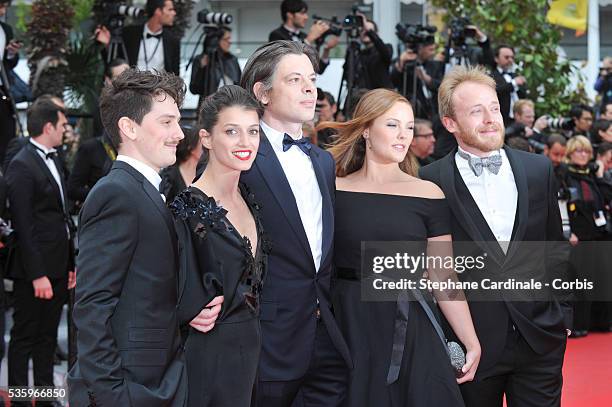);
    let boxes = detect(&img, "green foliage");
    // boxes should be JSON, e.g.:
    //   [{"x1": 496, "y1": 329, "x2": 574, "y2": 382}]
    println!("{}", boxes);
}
[
  {"x1": 13, "y1": 0, "x2": 31, "y2": 39},
  {"x1": 431, "y1": 0, "x2": 589, "y2": 116},
  {"x1": 26, "y1": 0, "x2": 75, "y2": 98},
  {"x1": 69, "y1": 0, "x2": 95, "y2": 29}
]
